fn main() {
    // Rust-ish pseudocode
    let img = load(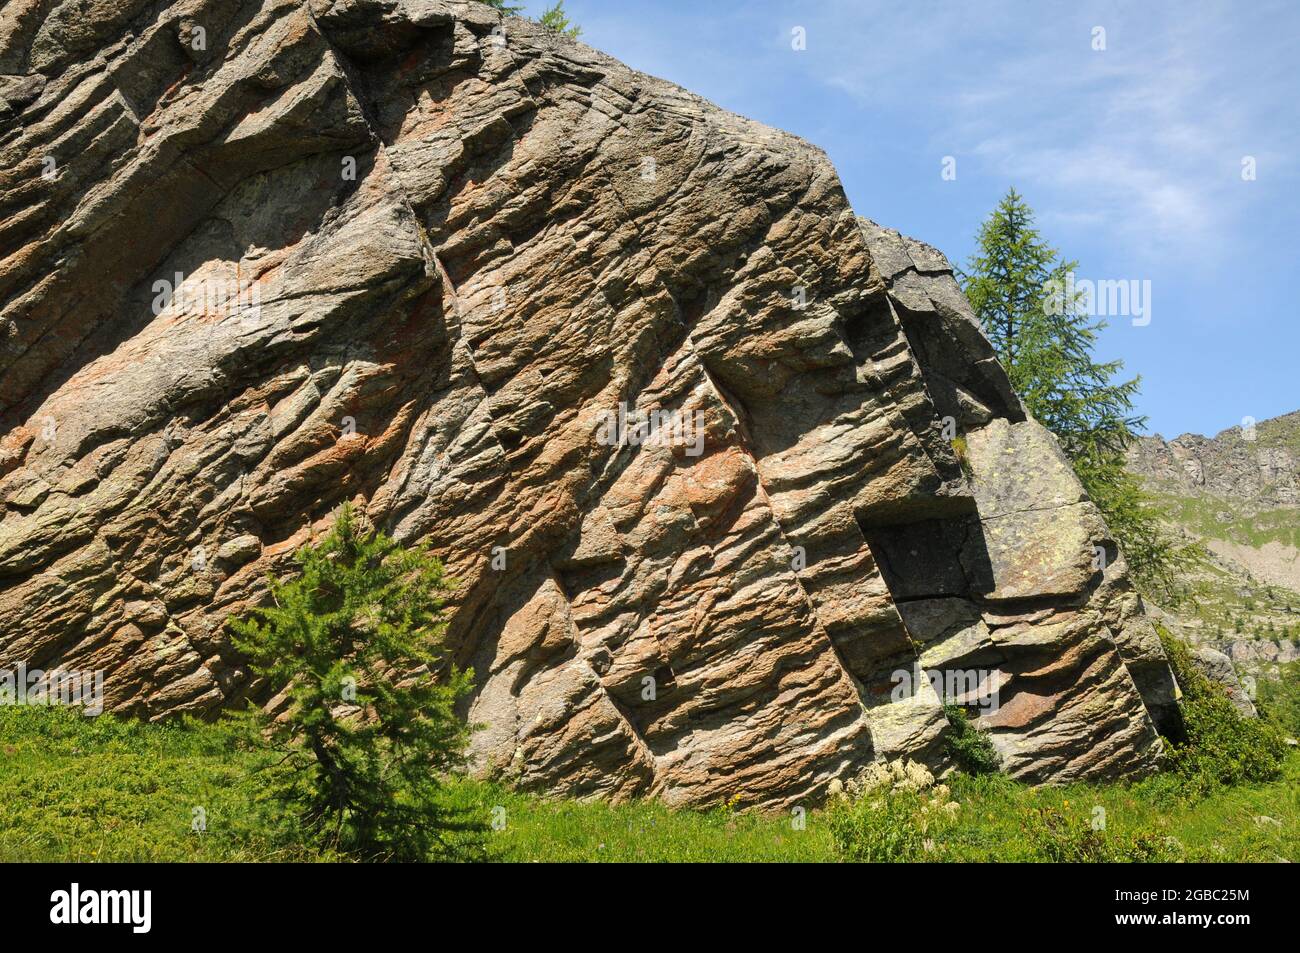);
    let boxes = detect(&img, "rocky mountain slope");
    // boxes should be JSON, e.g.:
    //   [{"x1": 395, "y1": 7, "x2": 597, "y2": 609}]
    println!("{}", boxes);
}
[
  {"x1": 1129, "y1": 412, "x2": 1300, "y2": 676},
  {"x1": 1130, "y1": 411, "x2": 1300, "y2": 511},
  {"x1": 1, "y1": 0, "x2": 1178, "y2": 806}
]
